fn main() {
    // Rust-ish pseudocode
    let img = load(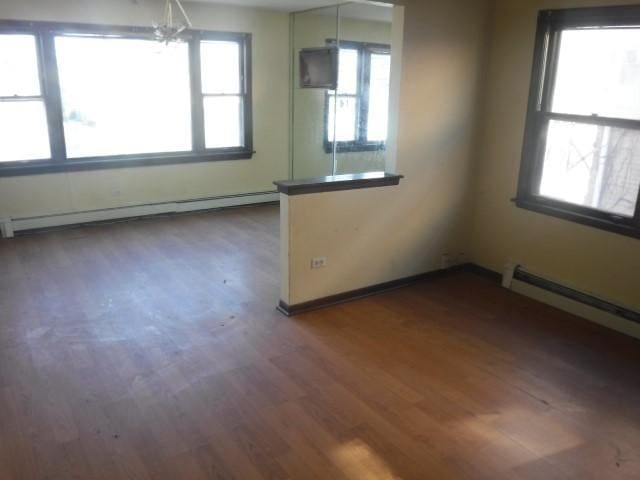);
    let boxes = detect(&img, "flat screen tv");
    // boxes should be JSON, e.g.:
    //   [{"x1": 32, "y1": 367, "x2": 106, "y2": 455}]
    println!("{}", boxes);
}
[{"x1": 299, "y1": 46, "x2": 338, "y2": 89}]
